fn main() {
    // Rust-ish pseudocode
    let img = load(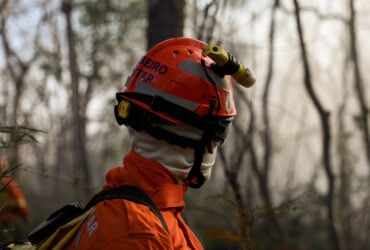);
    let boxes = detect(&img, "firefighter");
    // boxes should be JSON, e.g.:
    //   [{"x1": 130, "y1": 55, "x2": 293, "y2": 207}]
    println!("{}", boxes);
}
[
  {"x1": 68, "y1": 37, "x2": 254, "y2": 249},
  {"x1": 0, "y1": 158, "x2": 29, "y2": 246}
]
